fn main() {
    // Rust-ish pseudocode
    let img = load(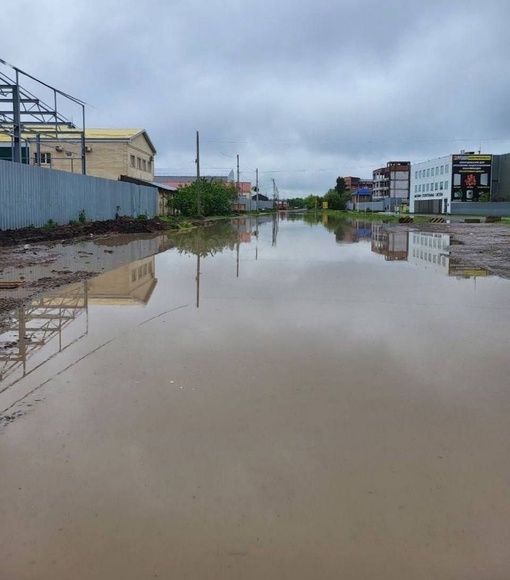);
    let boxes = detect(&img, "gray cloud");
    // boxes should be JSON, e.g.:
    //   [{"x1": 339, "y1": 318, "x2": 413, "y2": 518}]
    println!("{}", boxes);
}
[{"x1": 3, "y1": 0, "x2": 510, "y2": 196}]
